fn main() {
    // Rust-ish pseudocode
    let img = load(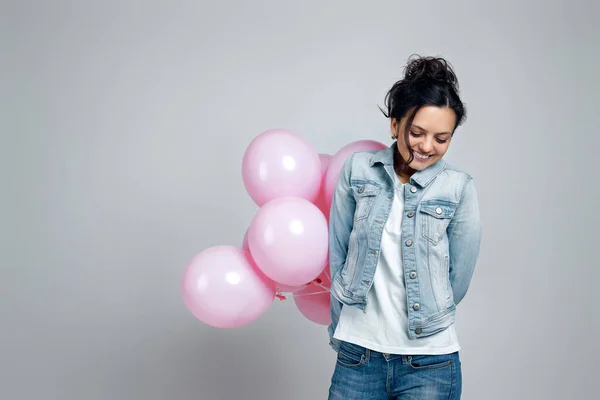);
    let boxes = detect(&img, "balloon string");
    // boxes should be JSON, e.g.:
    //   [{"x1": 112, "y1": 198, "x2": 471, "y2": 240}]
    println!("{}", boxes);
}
[
  {"x1": 311, "y1": 281, "x2": 329, "y2": 291},
  {"x1": 275, "y1": 273, "x2": 332, "y2": 301},
  {"x1": 293, "y1": 289, "x2": 331, "y2": 297}
]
